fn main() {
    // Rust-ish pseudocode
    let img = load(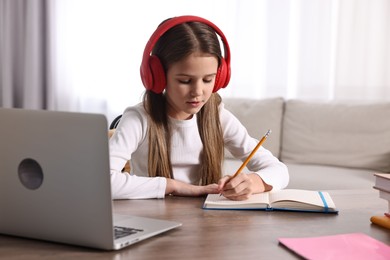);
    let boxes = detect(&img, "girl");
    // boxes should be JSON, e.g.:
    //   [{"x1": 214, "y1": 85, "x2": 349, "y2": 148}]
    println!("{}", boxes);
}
[{"x1": 109, "y1": 16, "x2": 289, "y2": 200}]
